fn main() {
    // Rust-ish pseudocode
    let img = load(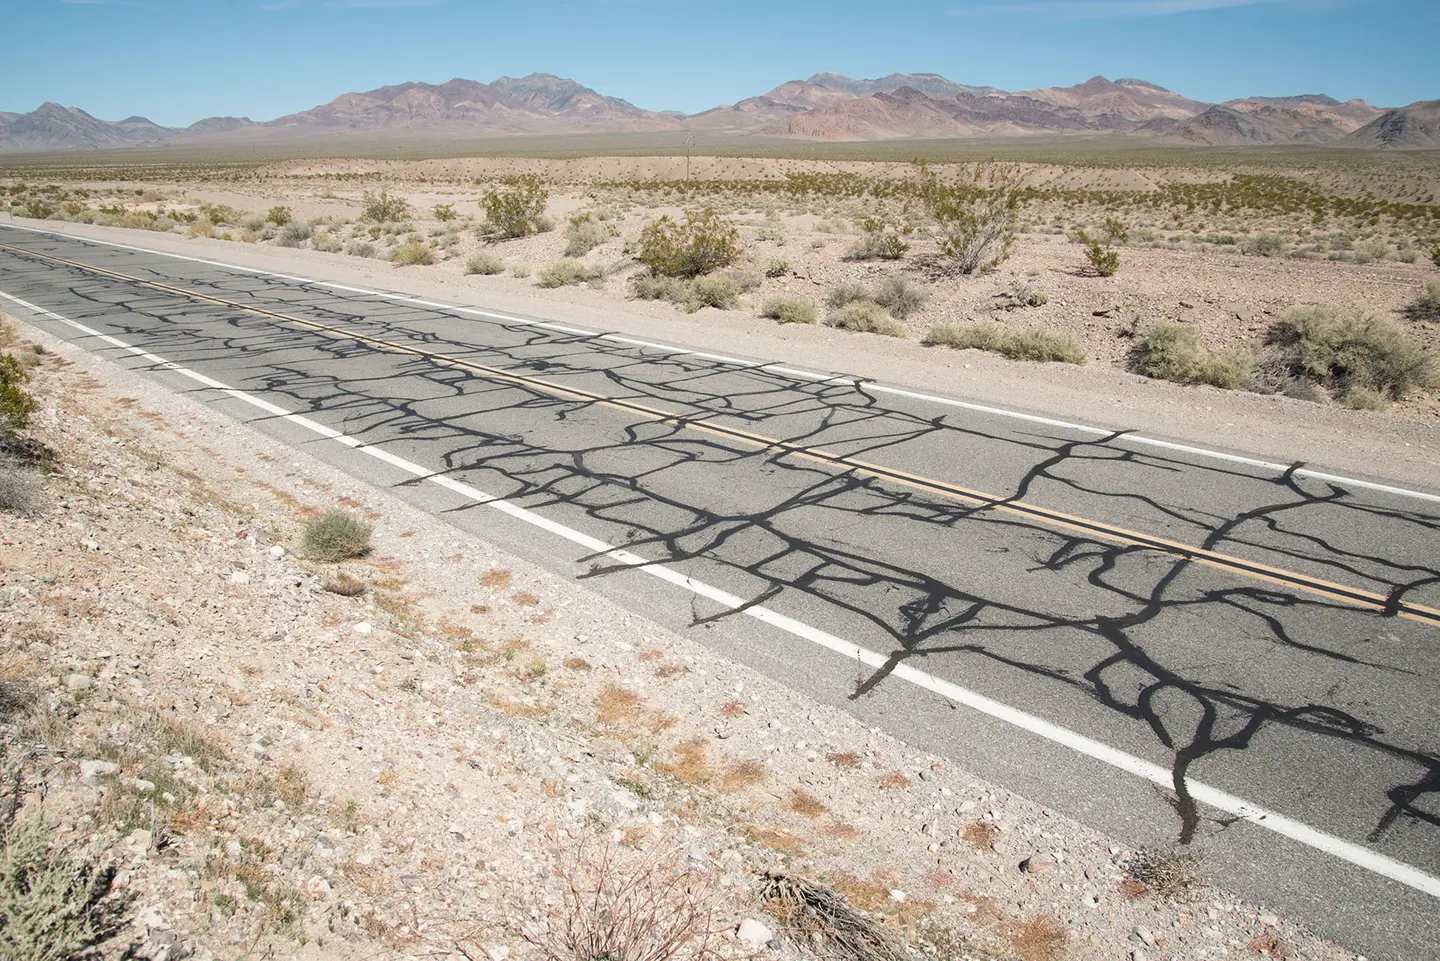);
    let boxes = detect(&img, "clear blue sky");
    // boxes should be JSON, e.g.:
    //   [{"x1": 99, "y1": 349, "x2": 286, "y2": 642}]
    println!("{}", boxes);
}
[{"x1": 3, "y1": 0, "x2": 1436, "y2": 126}]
